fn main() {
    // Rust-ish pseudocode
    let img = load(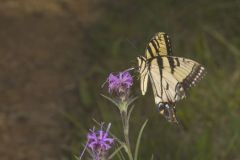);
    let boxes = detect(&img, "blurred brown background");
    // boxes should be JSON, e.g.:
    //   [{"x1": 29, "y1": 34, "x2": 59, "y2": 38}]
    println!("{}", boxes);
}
[
  {"x1": 1, "y1": 0, "x2": 240, "y2": 160},
  {"x1": 0, "y1": 1, "x2": 98, "y2": 159}
]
